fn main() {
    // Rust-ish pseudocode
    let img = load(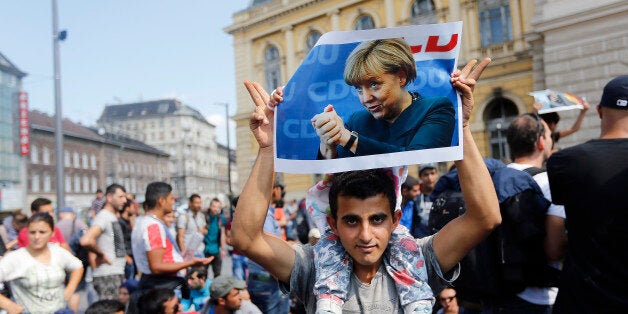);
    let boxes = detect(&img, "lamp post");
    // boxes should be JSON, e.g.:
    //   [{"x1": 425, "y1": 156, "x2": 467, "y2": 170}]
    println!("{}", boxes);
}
[
  {"x1": 181, "y1": 123, "x2": 191, "y2": 200},
  {"x1": 213, "y1": 102, "x2": 232, "y2": 197},
  {"x1": 52, "y1": 0, "x2": 66, "y2": 210}
]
